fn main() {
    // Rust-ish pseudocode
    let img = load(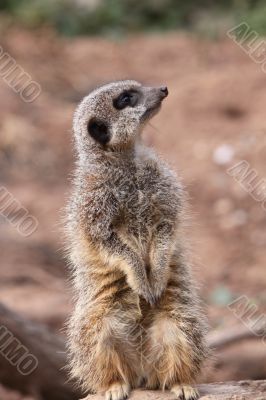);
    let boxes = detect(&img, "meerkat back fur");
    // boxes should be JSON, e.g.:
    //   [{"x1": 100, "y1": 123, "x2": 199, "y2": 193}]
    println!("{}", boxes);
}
[{"x1": 65, "y1": 80, "x2": 208, "y2": 400}]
